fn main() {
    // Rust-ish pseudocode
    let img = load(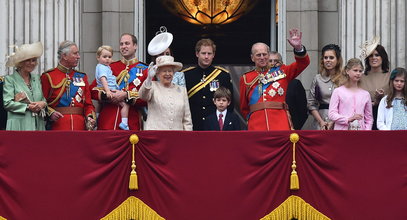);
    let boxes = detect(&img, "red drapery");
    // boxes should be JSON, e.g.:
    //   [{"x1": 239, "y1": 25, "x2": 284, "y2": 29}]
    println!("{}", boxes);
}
[{"x1": 0, "y1": 130, "x2": 406, "y2": 219}]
